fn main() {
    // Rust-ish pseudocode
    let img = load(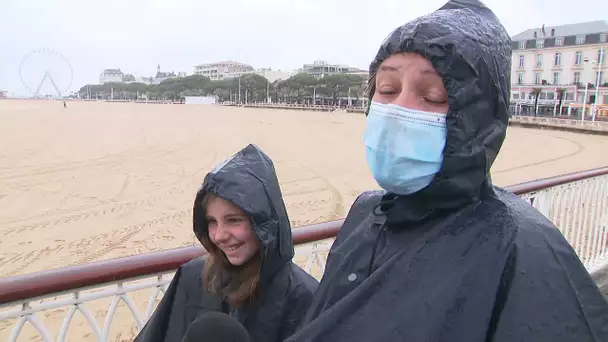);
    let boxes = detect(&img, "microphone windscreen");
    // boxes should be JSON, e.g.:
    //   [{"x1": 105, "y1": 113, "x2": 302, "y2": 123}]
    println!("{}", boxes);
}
[{"x1": 182, "y1": 312, "x2": 250, "y2": 342}]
